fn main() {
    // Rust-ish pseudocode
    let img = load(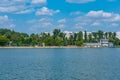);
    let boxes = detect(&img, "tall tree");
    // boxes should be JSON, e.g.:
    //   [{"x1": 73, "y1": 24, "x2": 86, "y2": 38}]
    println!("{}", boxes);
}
[
  {"x1": 113, "y1": 32, "x2": 116, "y2": 39},
  {"x1": 92, "y1": 32, "x2": 98, "y2": 42},
  {"x1": 84, "y1": 30, "x2": 87, "y2": 43},
  {"x1": 88, "y1": 34, "x2": 92, "y2": 42},
  {"x1": 108, "y1": 32, "x2": 112, "y2": 38},
  {"x1": 98, "y1": 30, "x2": 104, "y2": 40},
  {"x1": 53, "y1": 29, "x2": 61, "y2": 39},
  {"x1": 78, "y1": 31, "x2": 83, "y2": 41},
  {"x1": 105, "y1": 32, "x2": 108, "y2": 39}
]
